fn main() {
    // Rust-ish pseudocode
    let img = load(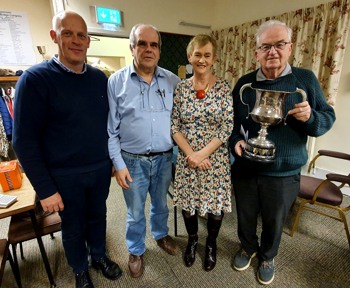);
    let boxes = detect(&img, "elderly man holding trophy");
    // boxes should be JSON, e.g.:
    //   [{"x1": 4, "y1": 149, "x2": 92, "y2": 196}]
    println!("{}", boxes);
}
[{"x1": 230, "y1": 20, "x2": 335, "y2": 285}]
